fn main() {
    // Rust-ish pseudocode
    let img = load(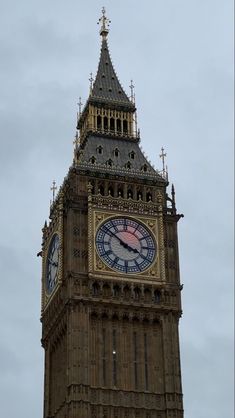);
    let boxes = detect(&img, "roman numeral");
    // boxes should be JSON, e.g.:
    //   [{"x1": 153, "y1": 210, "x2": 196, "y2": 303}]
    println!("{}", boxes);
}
[
  {"x1": 111, "y1": 221, "x2": 119, "y2": 232},
  {"x1": 101, "y1": 227, "x2": 113, "y2": 237},
  {"x1": 140, "y1": 235, "x2": 148, "y2": 241}
]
